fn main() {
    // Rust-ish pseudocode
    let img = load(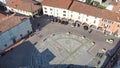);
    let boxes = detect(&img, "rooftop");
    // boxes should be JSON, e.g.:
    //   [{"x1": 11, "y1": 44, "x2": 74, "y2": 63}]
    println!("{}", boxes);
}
[
  {"x1": 6, "y1": 0, "x2": 41, "y2": 12},
  {"x1": 69, "y1": 1, "x2": 102, "y2": 18},
  {"x1": 42, "y1": 0, "x2": 73, "y2": 9},
  {"x1": 0, "y1": 13, "x2": 6, "y2": 19},
  {"x1": 0, "y1": 13, "x2": 28, "y2": 34},
  {"x1": 70, "y1": 1, "x2": 120, "y2": 22},
  {"x1": 102, "y1": 10, "x2": 120, "y2": 22},
  {"x1": 109, "y1": 1, "x2": 120, "y2": 15},
  {"x1": 110, "y1": 1, "x2": 117, "y2": 5}
]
